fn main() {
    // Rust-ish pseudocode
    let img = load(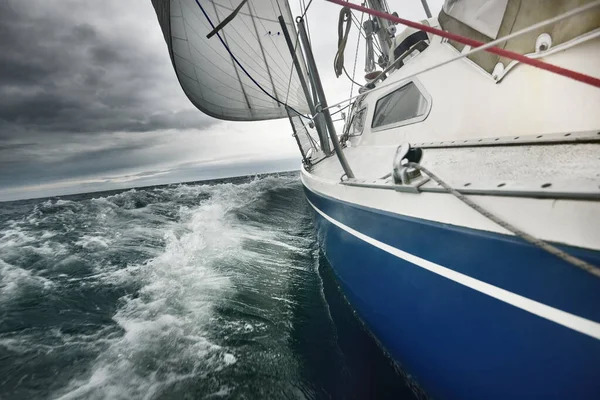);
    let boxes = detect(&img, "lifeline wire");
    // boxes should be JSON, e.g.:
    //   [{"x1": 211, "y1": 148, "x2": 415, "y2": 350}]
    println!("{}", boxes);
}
[
  {"x1": 321, "y1": 0, "x2": 600, "y2": 113},
  {"x1": 327, "y1": 0, "x2": 600, "y2": 88},
  {"x1": 409, "y1": 162, "x2": 600, "y2": 279}
]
